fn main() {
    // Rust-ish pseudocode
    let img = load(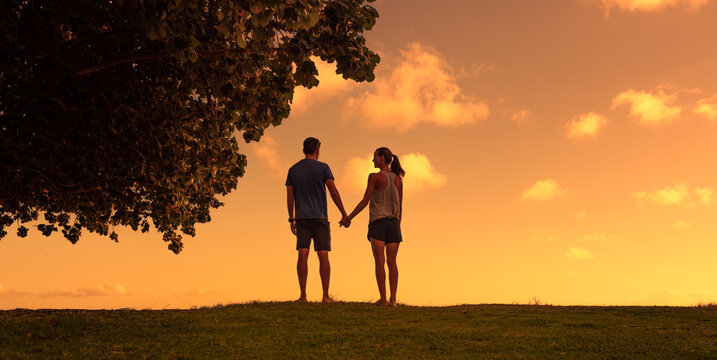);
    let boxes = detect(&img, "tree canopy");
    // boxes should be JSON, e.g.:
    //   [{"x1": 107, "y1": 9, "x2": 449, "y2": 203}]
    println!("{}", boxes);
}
[{"x1": 0, "y1": 0, "x2": 380, "y2": 253}]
